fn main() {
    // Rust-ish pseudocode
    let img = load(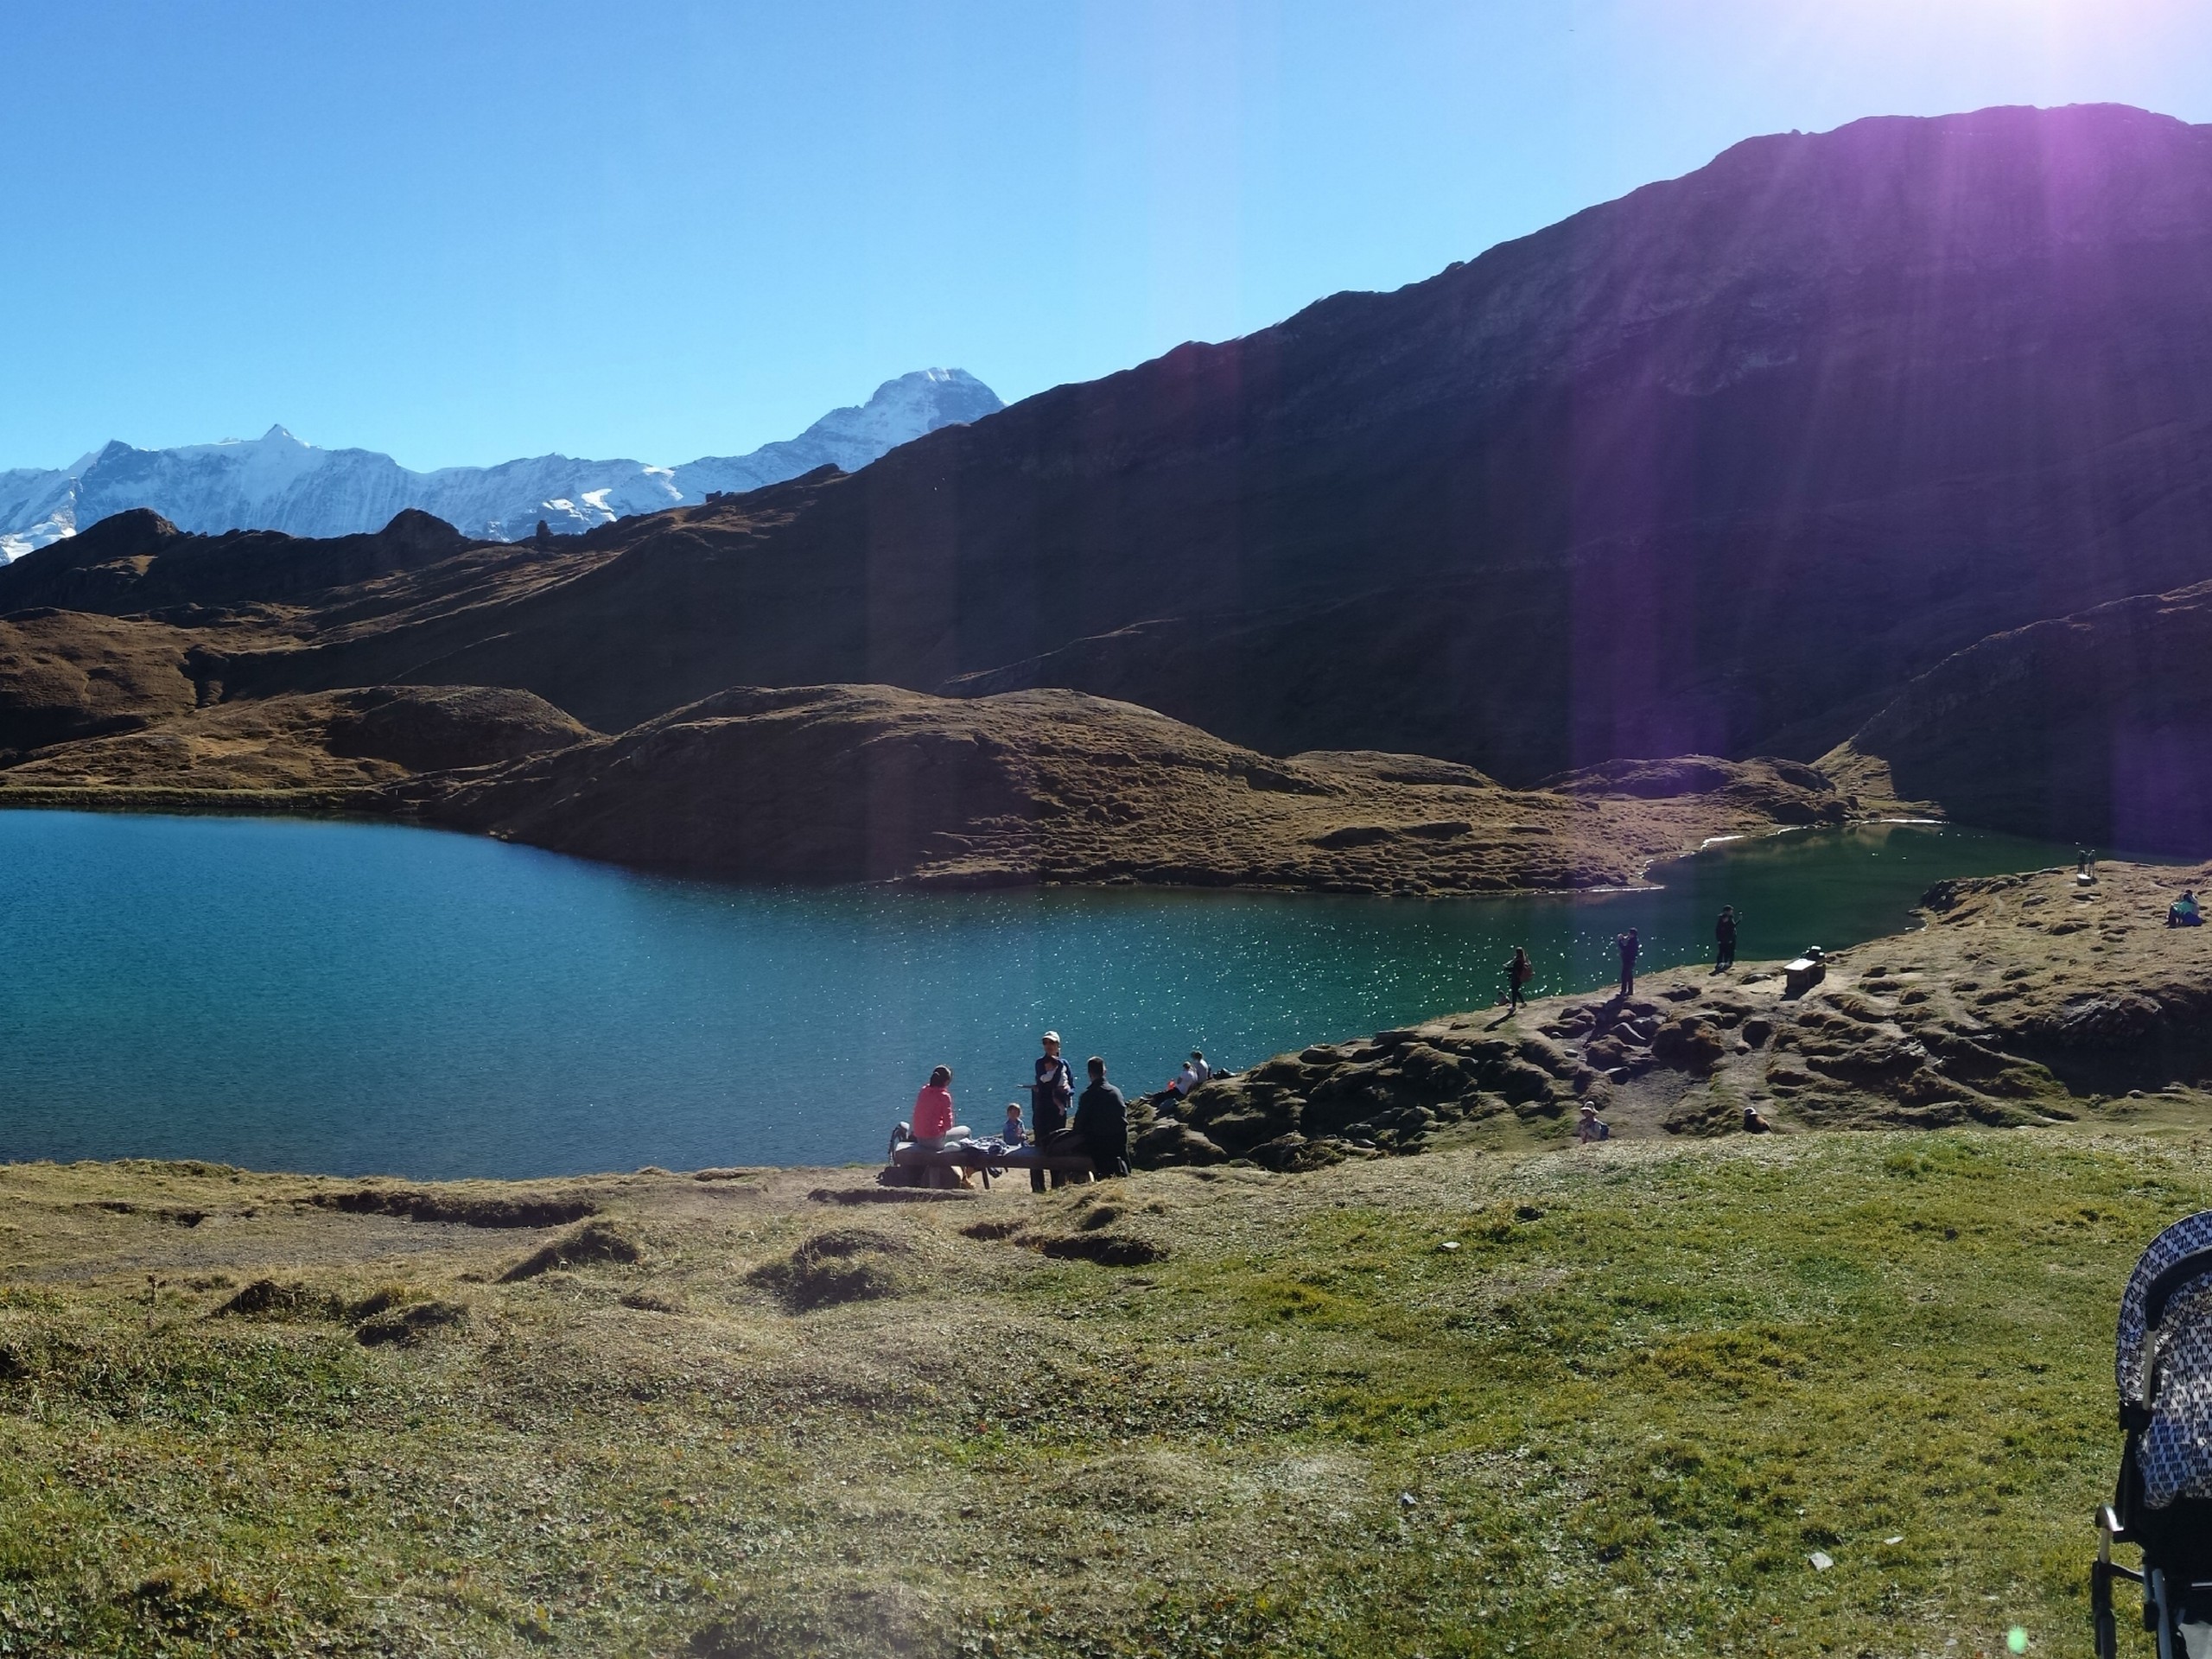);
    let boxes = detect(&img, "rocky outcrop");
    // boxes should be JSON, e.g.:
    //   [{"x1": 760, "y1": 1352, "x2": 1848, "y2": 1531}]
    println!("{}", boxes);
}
[
  {"x1": 1141, "y1": 859, "x2": 2212, "y2": 1167},
  {"x1": 1821, "y1": 579, "x2": 2212, "y2": 855},
  {"x1": 0, "y1": 507, "x2": 481, "y2": 618},
  {"x1": 397, "y1": 683, "x2": 1850, "y2": 891}
]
